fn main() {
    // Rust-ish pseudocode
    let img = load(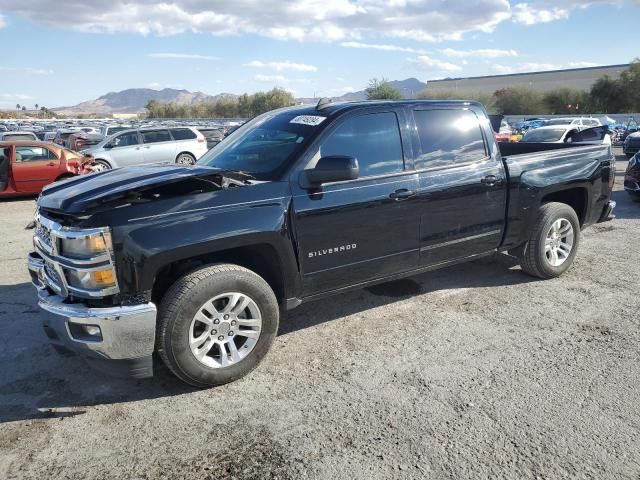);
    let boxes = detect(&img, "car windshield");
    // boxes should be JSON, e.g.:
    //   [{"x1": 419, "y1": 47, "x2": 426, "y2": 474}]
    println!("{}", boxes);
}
[
  {"x1": 197, "y1": 110, "x2": 322, "y2": 180},
  {"x1": 4, "y1": 134, "x2": 35, "y2": 141},
  {"x1": 106, "y1": 127, "x2": 128, "y2": 135},
  {"x1": 522, "y1": 128, "x2": 567, "y2": 142},
  {"x1": 545, "y1": 119, "x2": 574, "y2": 126}
]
